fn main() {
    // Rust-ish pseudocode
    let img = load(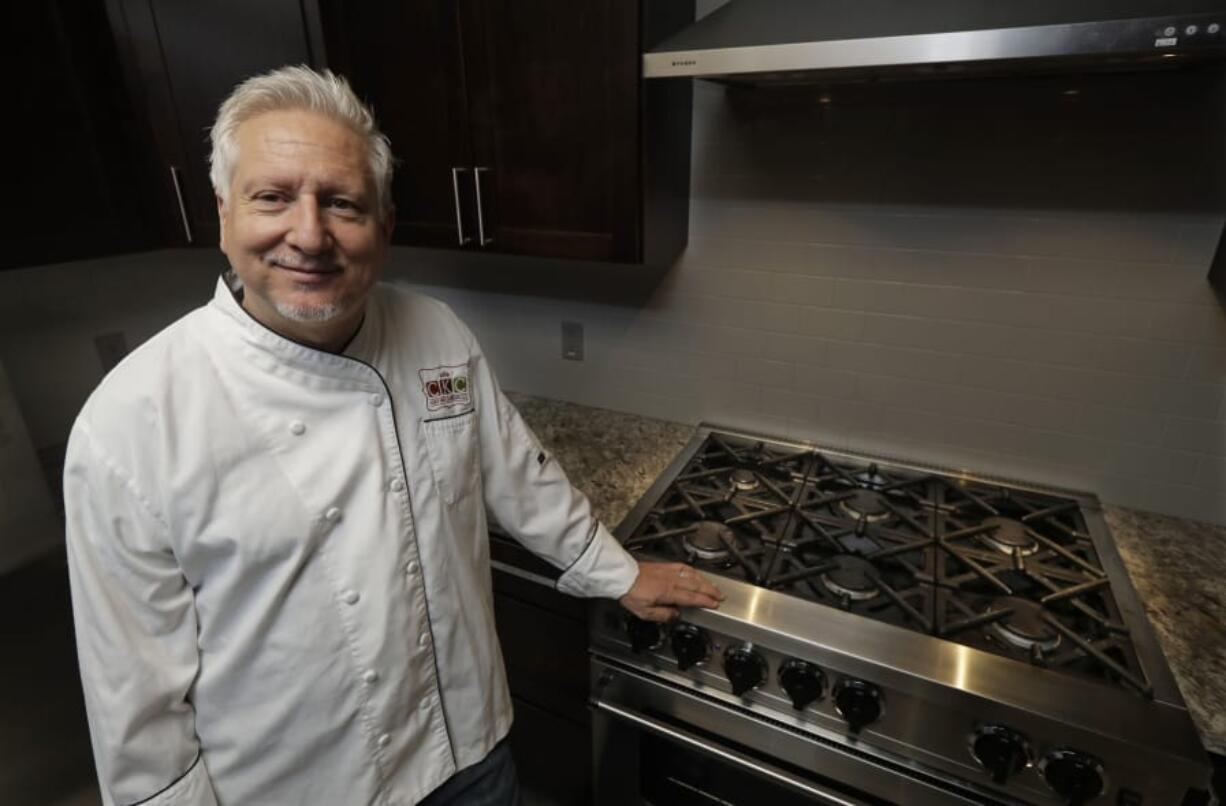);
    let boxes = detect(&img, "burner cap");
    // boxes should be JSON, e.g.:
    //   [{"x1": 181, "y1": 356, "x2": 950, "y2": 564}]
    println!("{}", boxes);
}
[
  {"x1": 853, "y1": 464, "x2": 889, "y2": 487},
  {"x1": 683, "y1": 521, "x2": 736, "y2": 564},
  {"x1": 988, "y1": 597, "x2": 1061, "y2": 653},
  {"x1": 730, "y1": 468, "x2": 760, "y2": 492},
  {"x1": 820, "y1": 555, "x2": 881, "y2": 601},
  {"x1": 838, "y1": 489, "x2": 893, "y2": 523},
  {"x1": 979, "y1": 517, "x2": 1040, "y2": 556}
]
